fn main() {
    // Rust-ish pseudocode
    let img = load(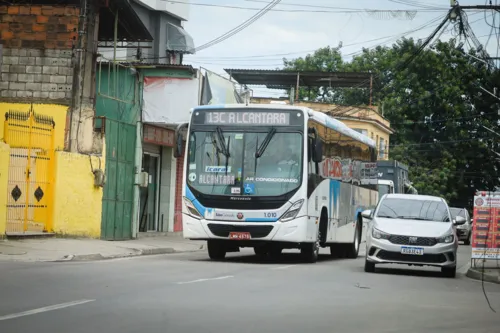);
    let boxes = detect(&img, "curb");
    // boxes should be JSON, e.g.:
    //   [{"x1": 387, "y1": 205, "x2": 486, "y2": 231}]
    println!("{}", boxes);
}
[
  {"x1": 52, "y1": 245, "x2": 205, "y2": 262},
  {"x1": 466, "y1": 267, "x2": 500, "y2": 284}
]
